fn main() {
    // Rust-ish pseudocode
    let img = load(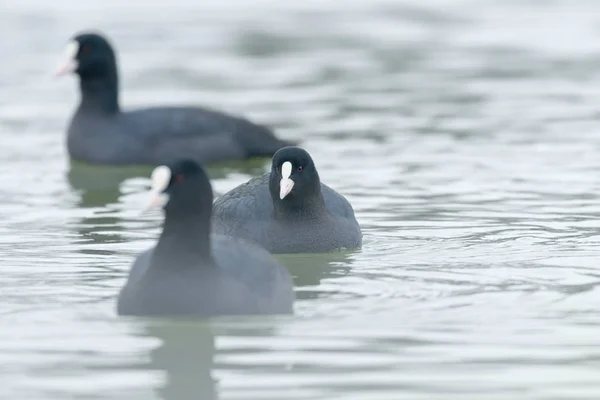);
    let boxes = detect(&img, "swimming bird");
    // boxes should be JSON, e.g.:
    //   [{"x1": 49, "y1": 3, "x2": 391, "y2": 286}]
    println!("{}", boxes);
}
[
  {"x1": 117, "y1": 159, "x2": 295, "y2": 317},
  {"x1": 212, "y1": 146, "x2": 362, "y2": 254},
  {"x1": 56, "y1": 32, "x2": 293, "y2": 166}
]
